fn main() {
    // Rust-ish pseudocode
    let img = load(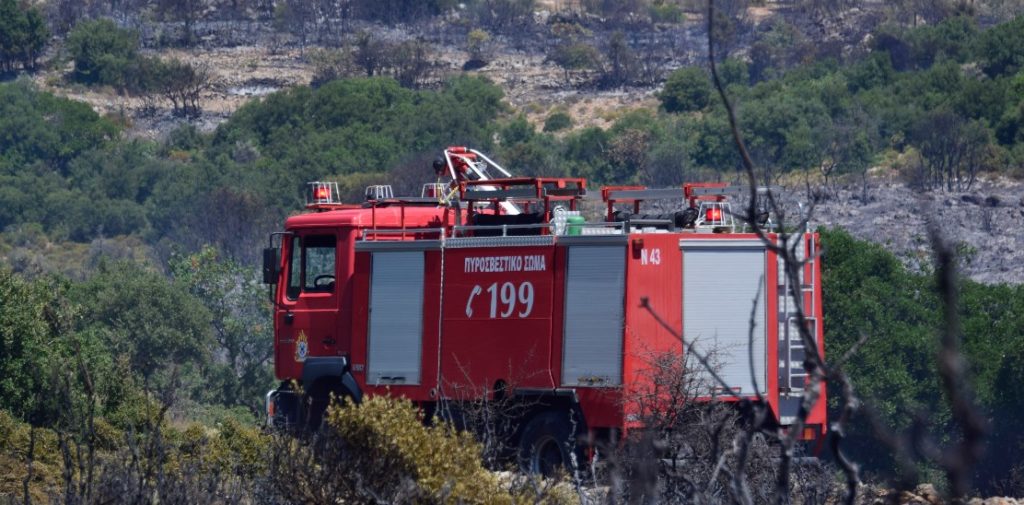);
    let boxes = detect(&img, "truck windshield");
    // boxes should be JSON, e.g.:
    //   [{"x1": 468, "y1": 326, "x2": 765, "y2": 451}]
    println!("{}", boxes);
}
[{"x1": 285, "y1": 234, "x2": 336, "y2": 300}]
